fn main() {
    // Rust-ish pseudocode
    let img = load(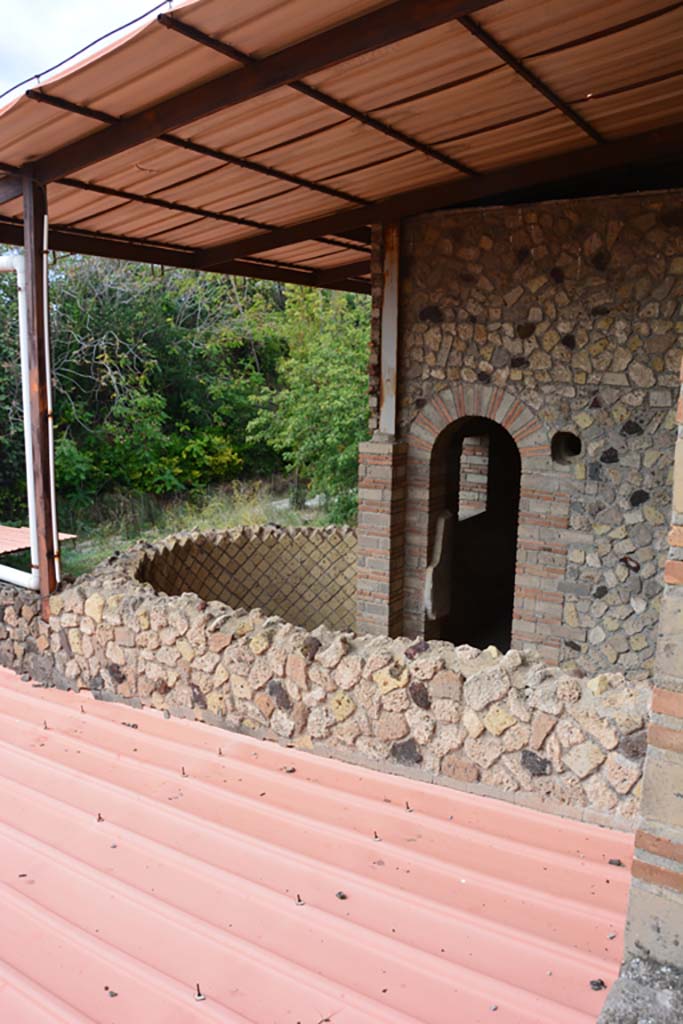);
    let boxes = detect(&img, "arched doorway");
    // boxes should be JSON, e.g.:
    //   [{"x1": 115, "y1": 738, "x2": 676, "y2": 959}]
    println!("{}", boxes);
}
[{"x1": 425, "y1": 416, "x2": 521, "y2": 651}]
